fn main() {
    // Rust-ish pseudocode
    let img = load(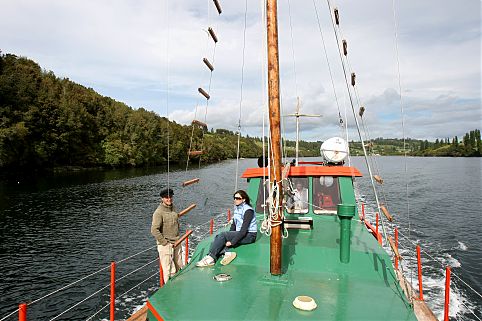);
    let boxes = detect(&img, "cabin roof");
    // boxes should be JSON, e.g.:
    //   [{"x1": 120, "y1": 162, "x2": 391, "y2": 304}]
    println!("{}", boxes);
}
[{"x1": 241, "y1": 166, "x2": 363, "y2": 178}]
